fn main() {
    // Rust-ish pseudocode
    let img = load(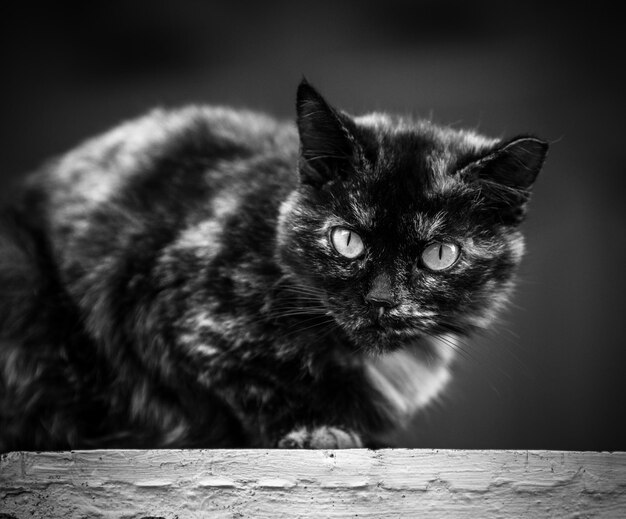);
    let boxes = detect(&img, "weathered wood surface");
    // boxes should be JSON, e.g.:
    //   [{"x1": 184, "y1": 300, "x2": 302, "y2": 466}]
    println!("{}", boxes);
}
[{"x1": 1, "y1": 449, "x2": 625, "y2": 518}]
